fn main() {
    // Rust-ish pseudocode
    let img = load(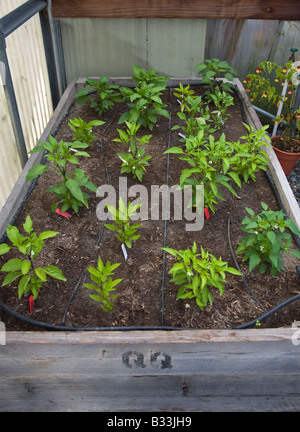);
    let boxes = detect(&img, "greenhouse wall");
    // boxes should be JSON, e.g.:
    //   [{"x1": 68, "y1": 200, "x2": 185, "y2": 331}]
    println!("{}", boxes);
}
[
  {"x1": 0, "y1": 0, "x2": 53, "y2": 212},
  {"x1": 59, "y1": 18, "x2": 207, "y2": 82}
]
